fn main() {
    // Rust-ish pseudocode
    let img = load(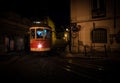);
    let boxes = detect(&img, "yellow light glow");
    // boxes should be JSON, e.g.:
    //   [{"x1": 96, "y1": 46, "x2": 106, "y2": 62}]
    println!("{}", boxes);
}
[{"x1": 65, "y1": 34, "x2": 67, "y2": 37}]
